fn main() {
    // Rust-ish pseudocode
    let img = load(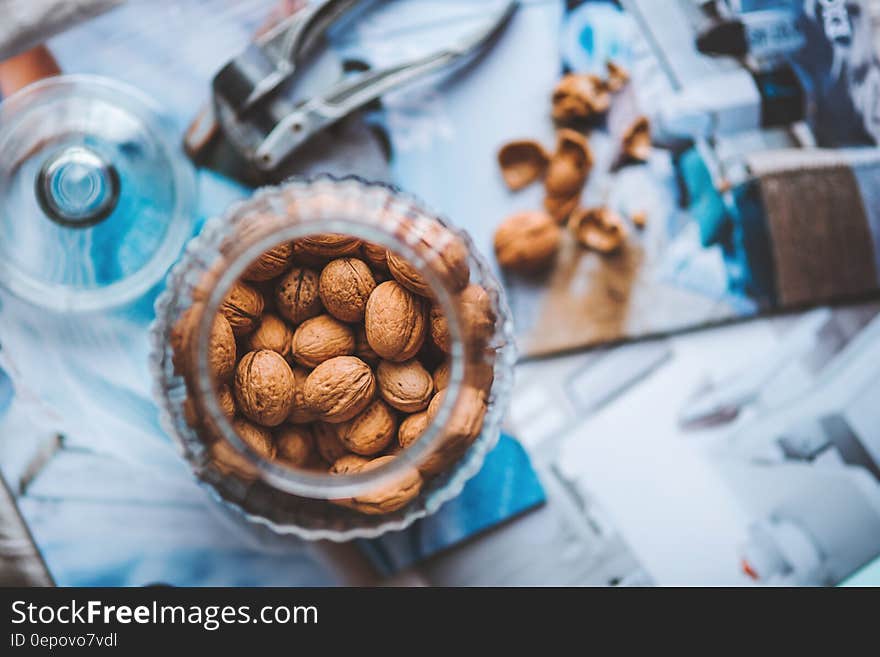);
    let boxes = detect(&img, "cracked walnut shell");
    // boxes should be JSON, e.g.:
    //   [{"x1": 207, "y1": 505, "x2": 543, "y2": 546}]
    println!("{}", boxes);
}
[
  {"x1": 335, "y1": 399, "x2": 397, "y2": 456},
  {"x1": 544, "y1": 129, "x2": 593, "y2": 222},
  {"x1": 364, "y1": 281, "x2": 427, "y2": 362},
  {"x1": 494, "y1": 210, "x2": 561, "y2": 272},
  {"x1": 551, "y1": 73, "x2": 610, "y2": 122},
  {"x1": 570, "y1": 206, "x2": 628, "y2": 254},
  {"x1": 604, "y1": 60, "x2": 629, "y2": 93},
  {"x1": 377, "y1": 359, "x2": 433, "y2": 413},
  {"x1": 622, "y1": 116, "x2": 651, "y2": 162},
  {"x1": 291, "y1": 314, "x2": 355, "y2": 369},
  {"x1": 303, "y1": 356, "x2": 376, "y2": 424},
  {"x1": 497, "y1": 139, "x2": 550, "y2": 191},
  {"x1": 275, "y1": 266, "x2": 323, "y2": 325},
  {"x1": 319, "y1": 258, "x2": 376, "y2": 322},
  {"x1": 234, "y1": 350, "x2": 296, "y2": 427}
]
